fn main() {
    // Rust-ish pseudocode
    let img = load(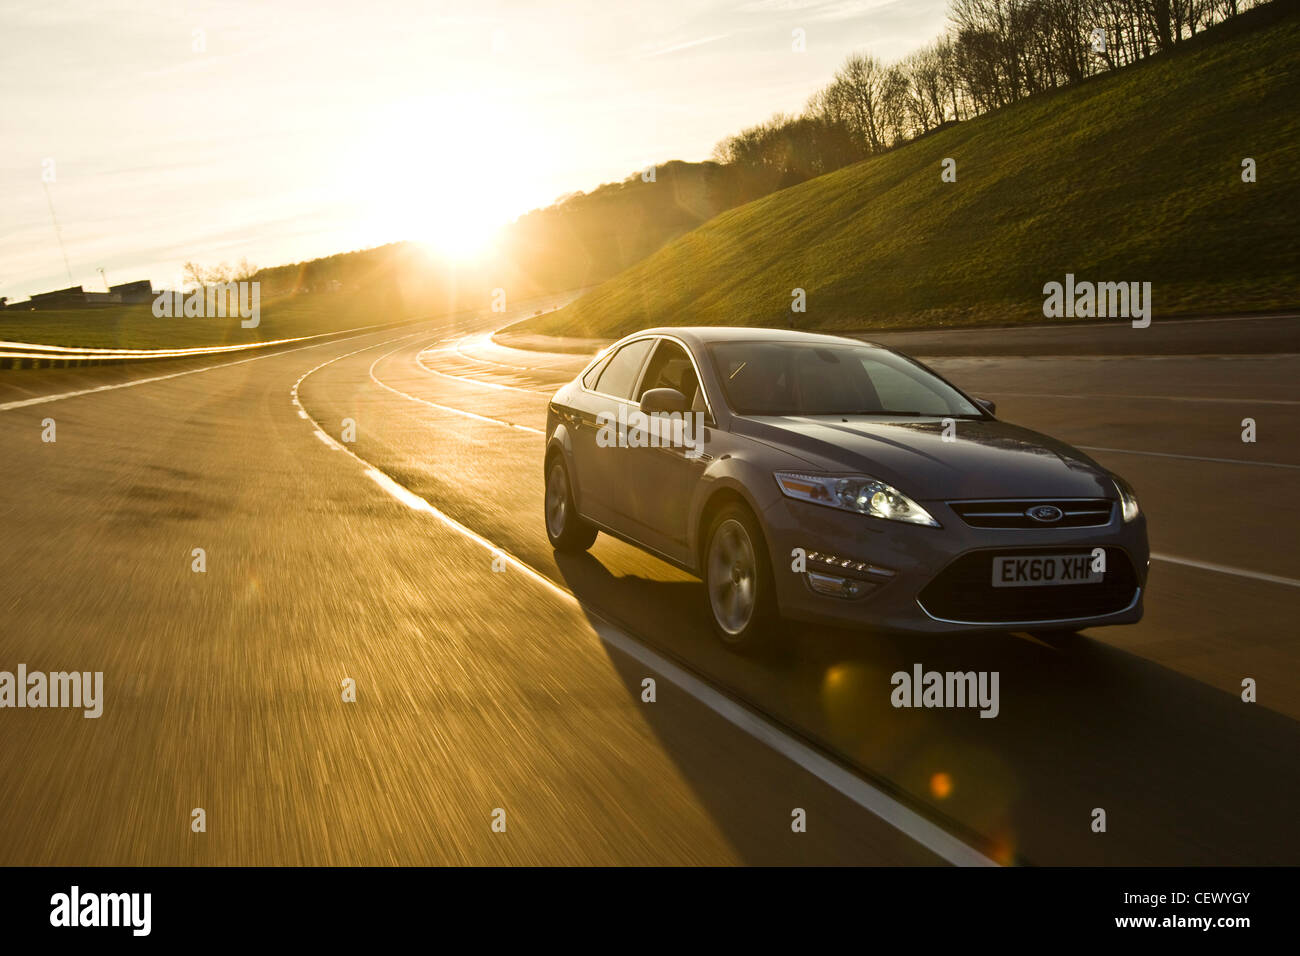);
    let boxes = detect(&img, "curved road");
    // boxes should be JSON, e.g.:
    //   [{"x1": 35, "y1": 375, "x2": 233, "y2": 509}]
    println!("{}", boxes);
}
[{"x1": 0, "y1": 303, "x2": 1296, "y2": 865}]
